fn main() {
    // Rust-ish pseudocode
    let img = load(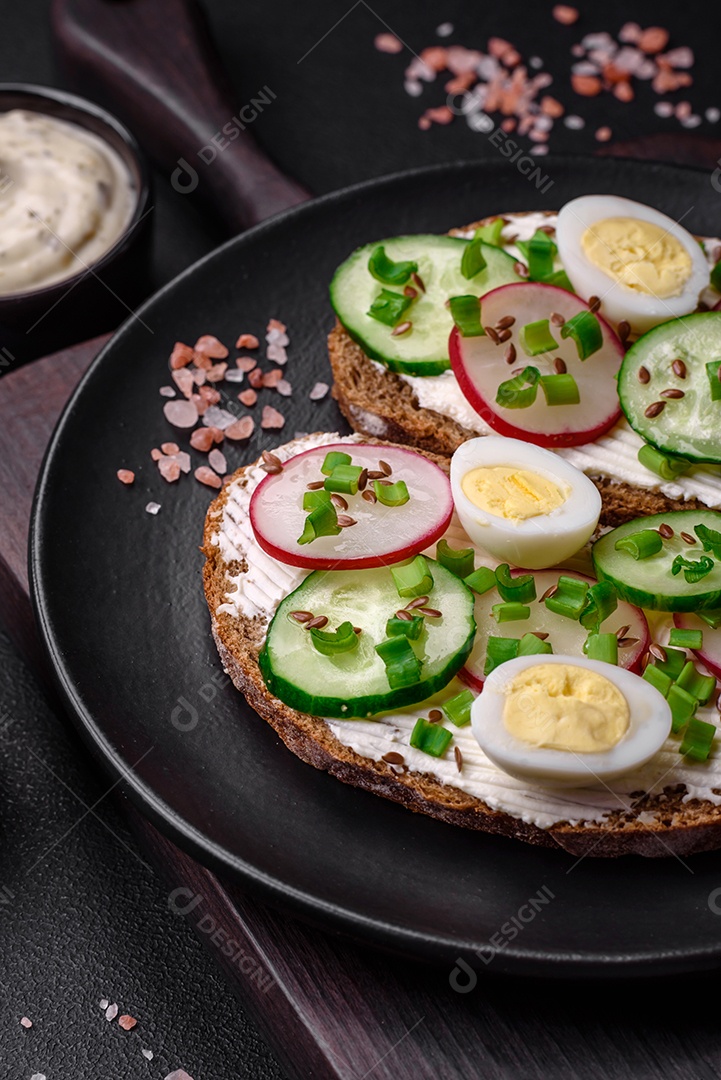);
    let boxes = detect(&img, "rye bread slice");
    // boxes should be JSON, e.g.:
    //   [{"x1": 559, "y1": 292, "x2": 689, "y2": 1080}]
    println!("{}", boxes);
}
[{"x1": 202, "y1": 436, "x2": 721, "y2": 858}]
